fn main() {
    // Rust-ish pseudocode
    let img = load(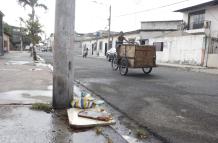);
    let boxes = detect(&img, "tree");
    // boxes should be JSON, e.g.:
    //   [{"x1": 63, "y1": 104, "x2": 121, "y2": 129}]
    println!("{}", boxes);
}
[
  {"x1": 18, "y1": 0, "x2": 47, "y2": 60},
  {"x1": 3, "y1": 23, "x2": 12, "y2": 36}
]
